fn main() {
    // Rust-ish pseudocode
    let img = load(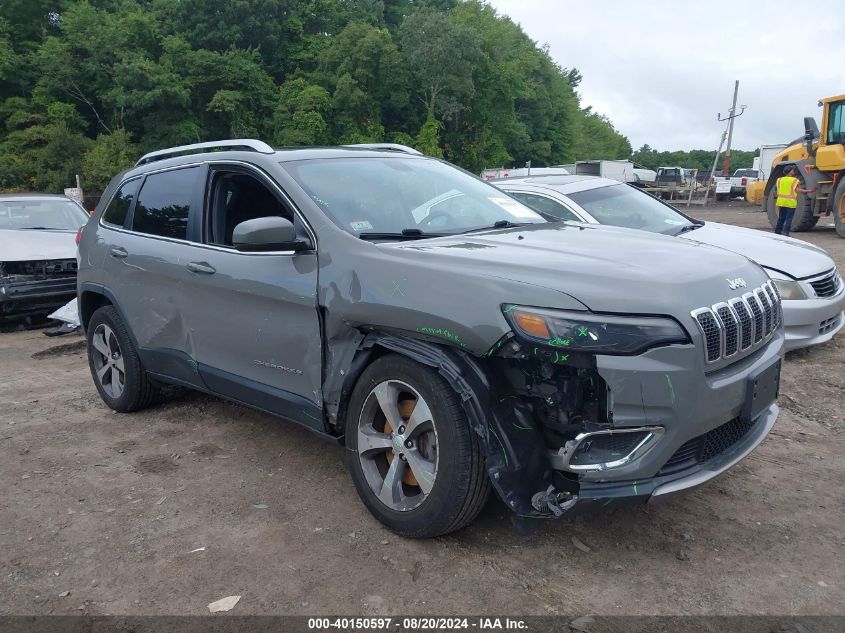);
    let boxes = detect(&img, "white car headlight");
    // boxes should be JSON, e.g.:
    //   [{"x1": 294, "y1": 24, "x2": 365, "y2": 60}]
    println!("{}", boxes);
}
[{"x1": 771, "y1": 278, "x2": 807, "y2": 301}]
